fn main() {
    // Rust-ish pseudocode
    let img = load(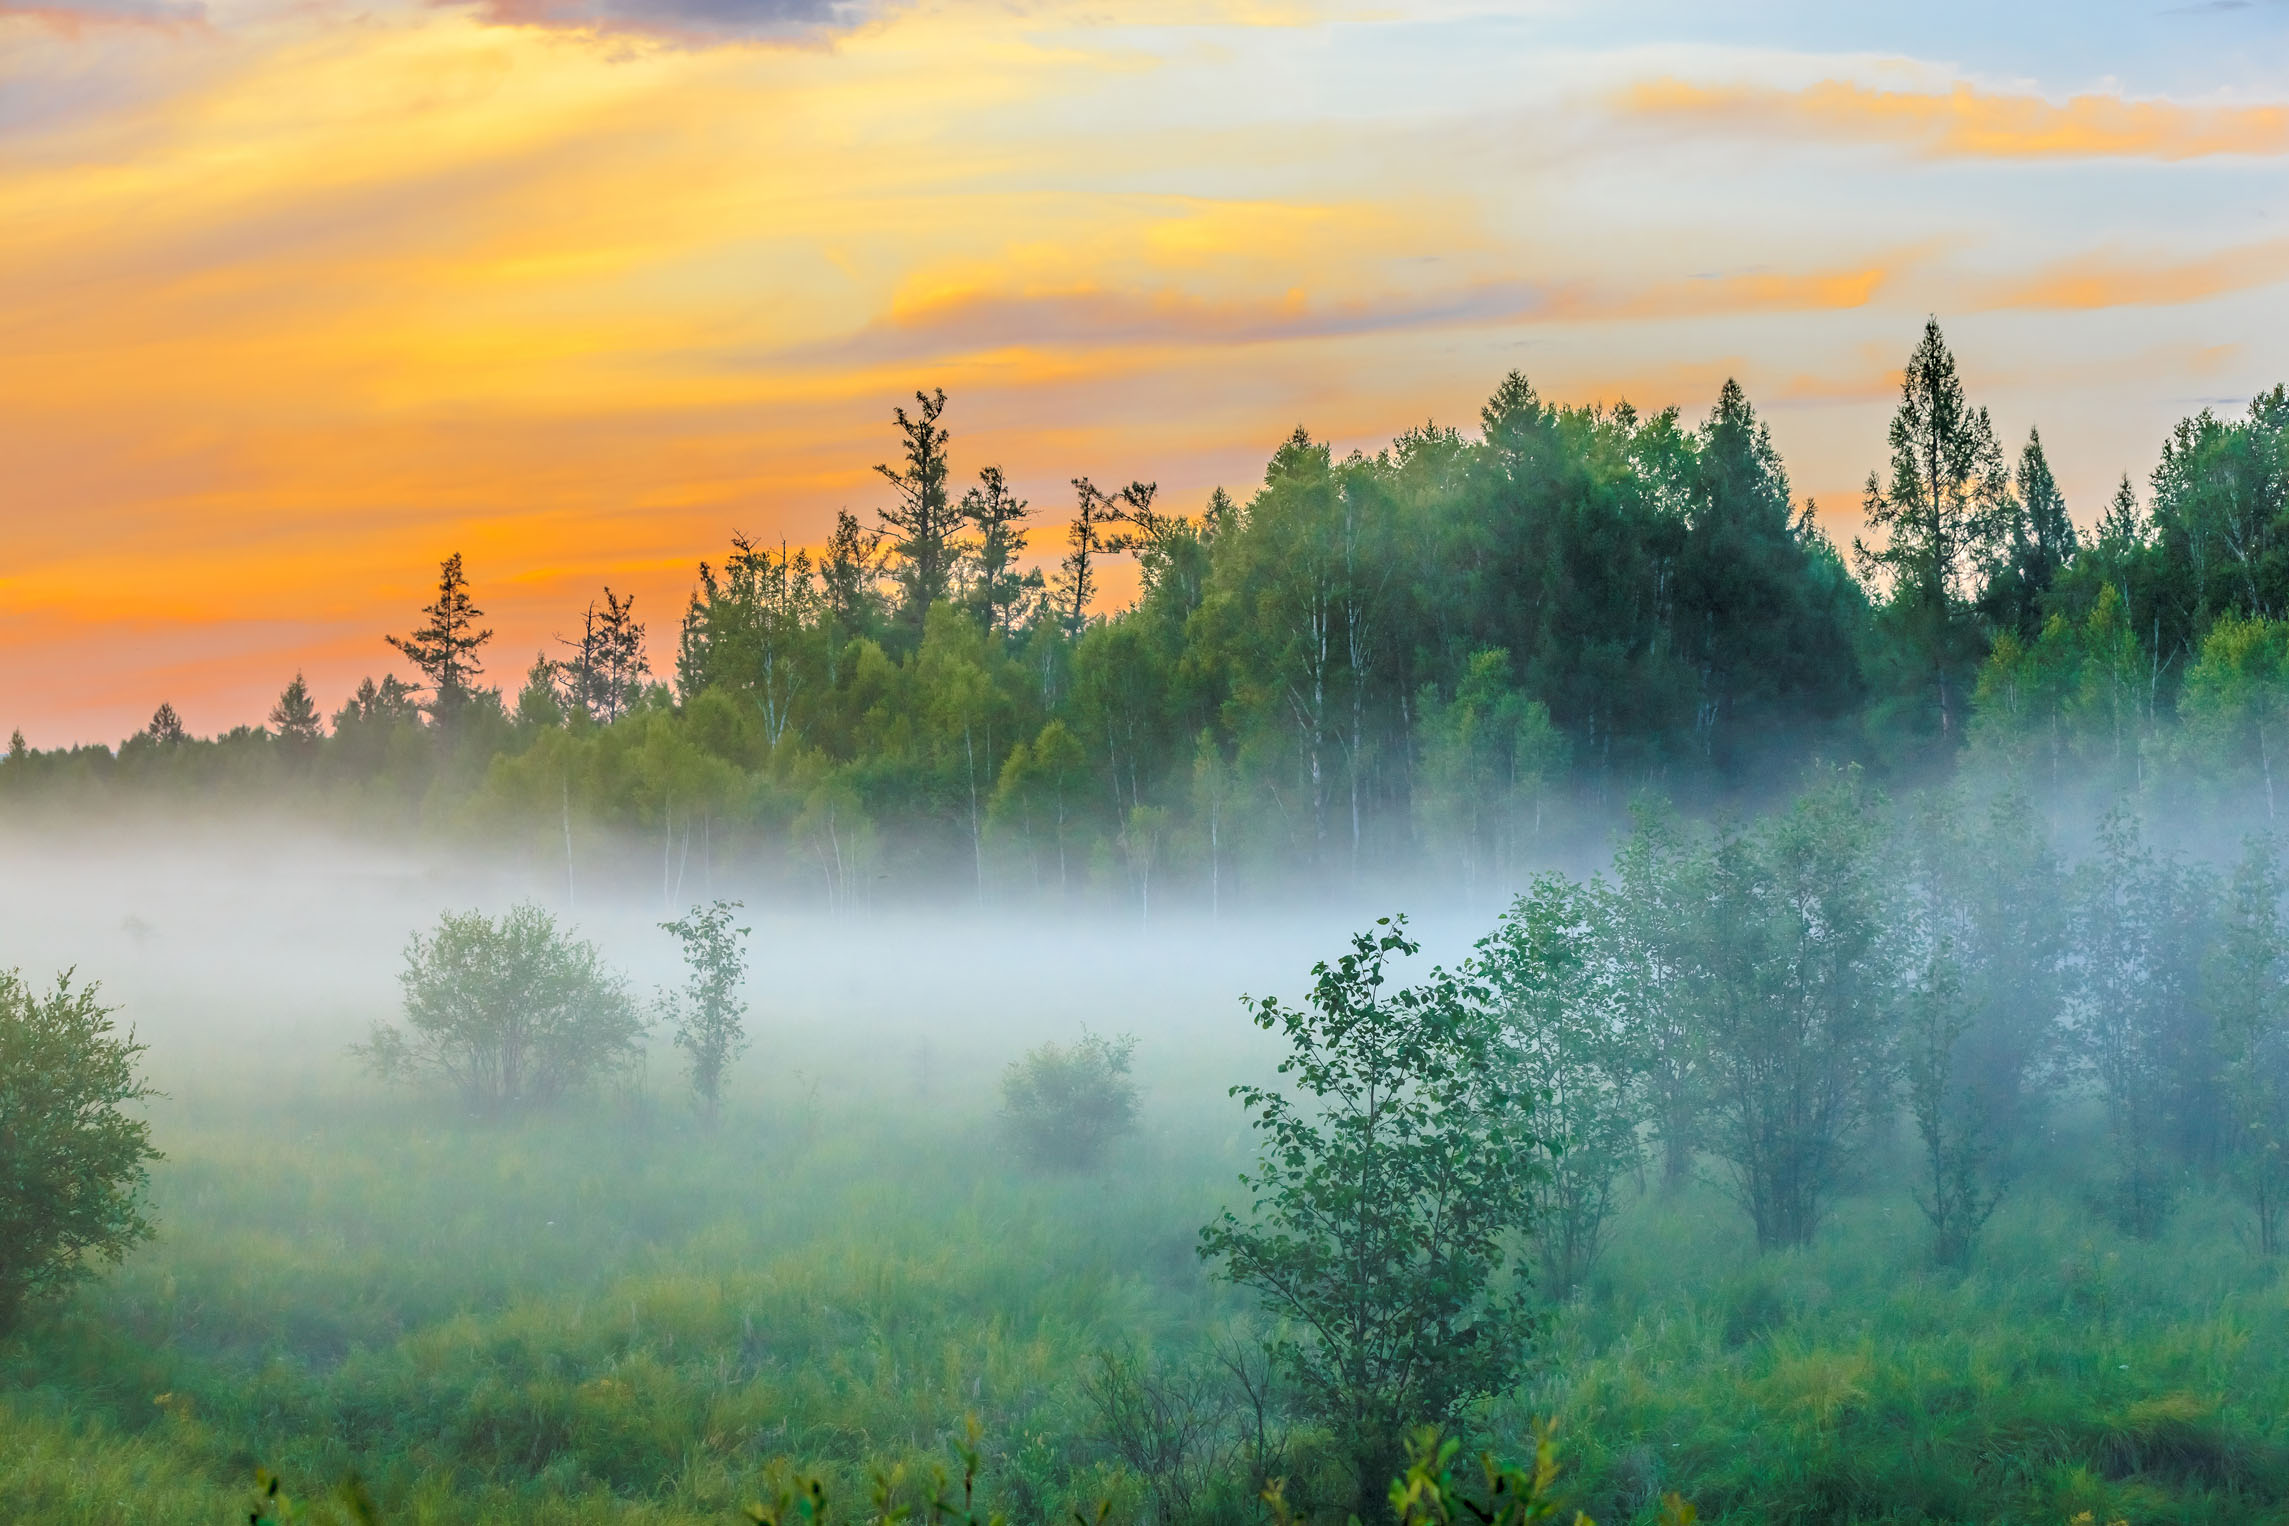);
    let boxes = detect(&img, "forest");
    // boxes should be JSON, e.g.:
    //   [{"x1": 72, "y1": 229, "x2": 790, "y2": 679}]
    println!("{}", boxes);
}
[
  {"x1": 10, "y1": 318, "x2": 2289, "y2": 911},
  {"x1": 8, "y1": 317, "x2": 2289, "y2": 1524}
]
